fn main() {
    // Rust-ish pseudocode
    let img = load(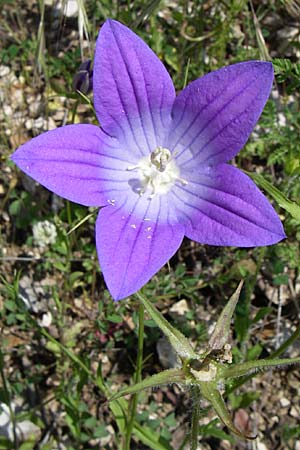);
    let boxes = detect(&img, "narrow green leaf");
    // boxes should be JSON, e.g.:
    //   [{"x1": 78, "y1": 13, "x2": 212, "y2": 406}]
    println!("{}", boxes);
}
[
  {"x1": 209, "y1": 281, "x2": 244, "y2": 350},
  {"x1": 200, "y1": 382, "x2": 256, "y2": 440},
  {"x1": 249, "y1": 0, "x2": 270, "y2": 61},
  {"x1": 109, "y1": 369, "x2": 185, "y2": 402},
  {"x1": 245, "y1": 171, "x2": 300, "y2": 221},
  {"x1": 67, "y1": 210, "x2": 96, "y2": 235},
  {"x1": 133, "y1": 423, "x2": 173, "y2": 450},
  {"x1": 133, "y1": 0, "x2": 163, "y2": 27},
  {"x1": 222, "y1": 357, "x2": 300, "y2": 379},
  {"x1": 136, "y1": 292, "x2": 198, "y2": 359}
]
